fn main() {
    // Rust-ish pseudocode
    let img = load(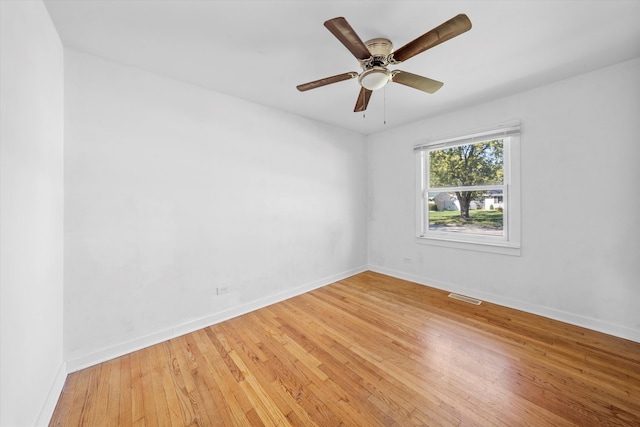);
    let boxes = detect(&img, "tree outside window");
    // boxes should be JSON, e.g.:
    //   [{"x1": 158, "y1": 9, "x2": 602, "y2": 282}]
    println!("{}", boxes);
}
[{"x1": 429, "y1": 139, "x2": 503, "y2": 221}]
